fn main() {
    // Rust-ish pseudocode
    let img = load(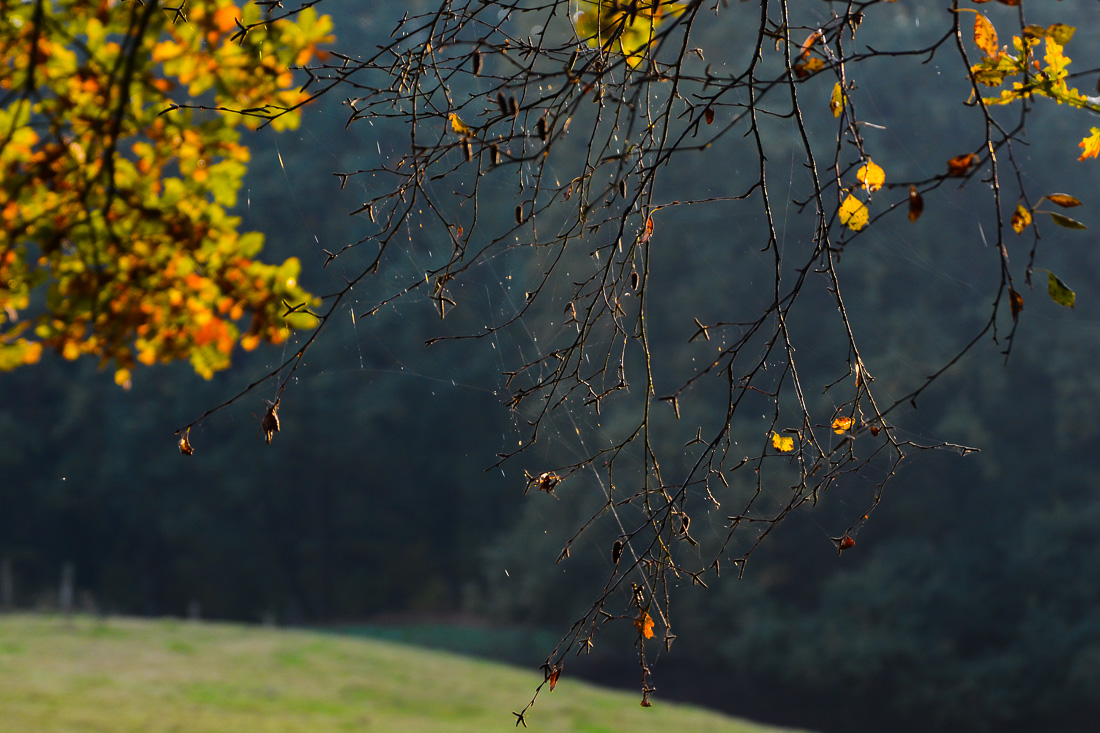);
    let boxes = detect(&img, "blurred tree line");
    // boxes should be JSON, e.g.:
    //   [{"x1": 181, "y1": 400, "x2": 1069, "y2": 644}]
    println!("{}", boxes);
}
[{"x1": 4, "y1": 2, "x2": 1100, "y2": 732}]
